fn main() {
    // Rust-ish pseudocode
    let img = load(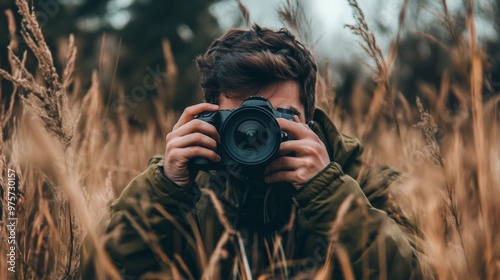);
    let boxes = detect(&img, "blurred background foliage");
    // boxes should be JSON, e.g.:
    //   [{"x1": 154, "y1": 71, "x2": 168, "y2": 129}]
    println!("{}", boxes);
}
[{"x1": 1, "y1": 0, "x2": 499, "y2": 127}]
